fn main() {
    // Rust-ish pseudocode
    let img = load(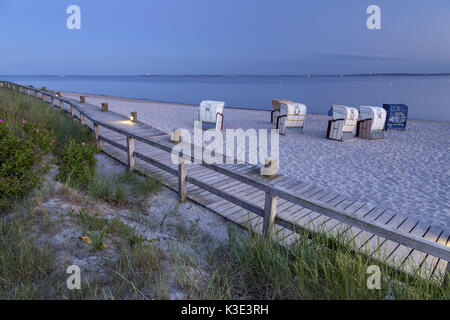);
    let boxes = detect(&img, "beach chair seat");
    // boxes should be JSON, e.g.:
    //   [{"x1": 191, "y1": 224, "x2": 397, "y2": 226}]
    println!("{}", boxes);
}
[
  {"x1": 357, "y1": 106, "x2": 387, "y2": 140},
  {"x1": 382, "y1": 104, "x2": 408, "y2": 131},
  {"x1": 271, "y1": 99, "x2": 292, "y2": 123},
  {"x1": 326, "y1": 105, "x2": 358, "y2": 141},
  {"x1": 276, "y1": 102, "x2": 307, "y2": 135},
  {"x1": 198, "y1": 100, "x2": 225, "y2": 130}
]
